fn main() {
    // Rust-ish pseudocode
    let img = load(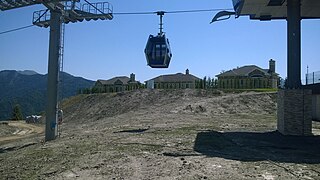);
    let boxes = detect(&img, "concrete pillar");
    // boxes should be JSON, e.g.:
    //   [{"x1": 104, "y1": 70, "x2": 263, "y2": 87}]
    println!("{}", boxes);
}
[
  {"x1": 287, "y1": 0, "x2": 301, "y2": 88},
  {"x1": 45, "y1": 10, "x2": 61, "y2": 141}
]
